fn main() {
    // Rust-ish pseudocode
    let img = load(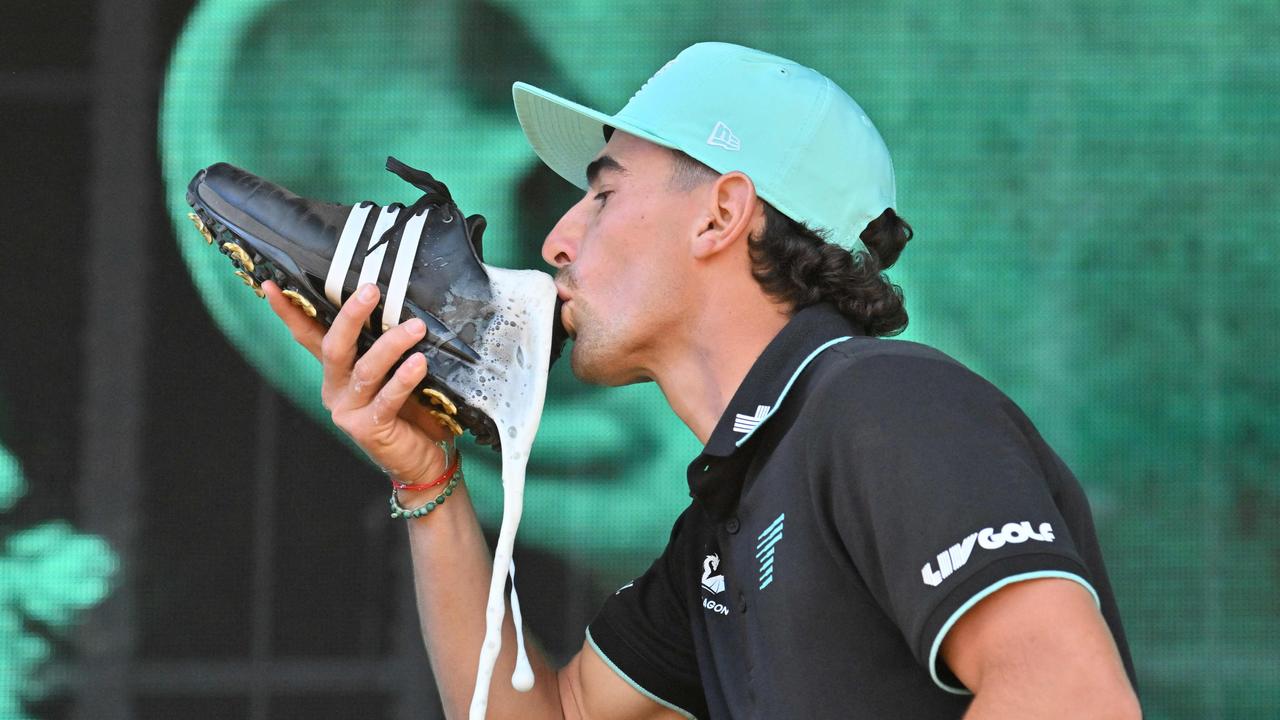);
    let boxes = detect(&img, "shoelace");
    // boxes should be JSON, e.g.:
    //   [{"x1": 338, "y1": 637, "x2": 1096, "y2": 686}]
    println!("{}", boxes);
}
[
  {"x1": 365, "y1": 156, "x2": 456, "y2": 256},
  {"x1": 324, "y1": 156, "x2": 467, "y2": 332}
]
